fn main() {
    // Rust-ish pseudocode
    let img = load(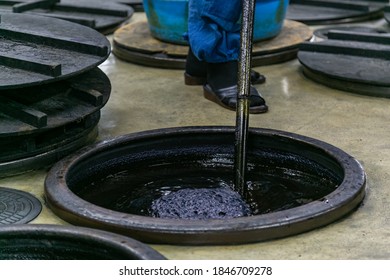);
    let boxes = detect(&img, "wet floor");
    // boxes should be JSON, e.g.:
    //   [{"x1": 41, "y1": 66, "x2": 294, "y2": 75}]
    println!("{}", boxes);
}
[{"x1": 1, "y1": 12, "x2": 389, "y2": 259}]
